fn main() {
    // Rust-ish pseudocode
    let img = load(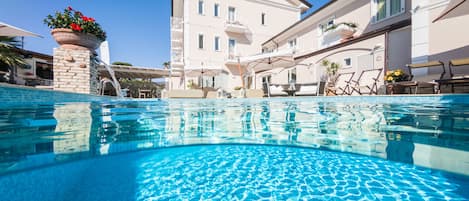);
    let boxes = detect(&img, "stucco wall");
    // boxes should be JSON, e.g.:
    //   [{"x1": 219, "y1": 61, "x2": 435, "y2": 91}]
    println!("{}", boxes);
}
[{"x1": 182, "y1": 0, "x2": 302, "y2": 91}]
